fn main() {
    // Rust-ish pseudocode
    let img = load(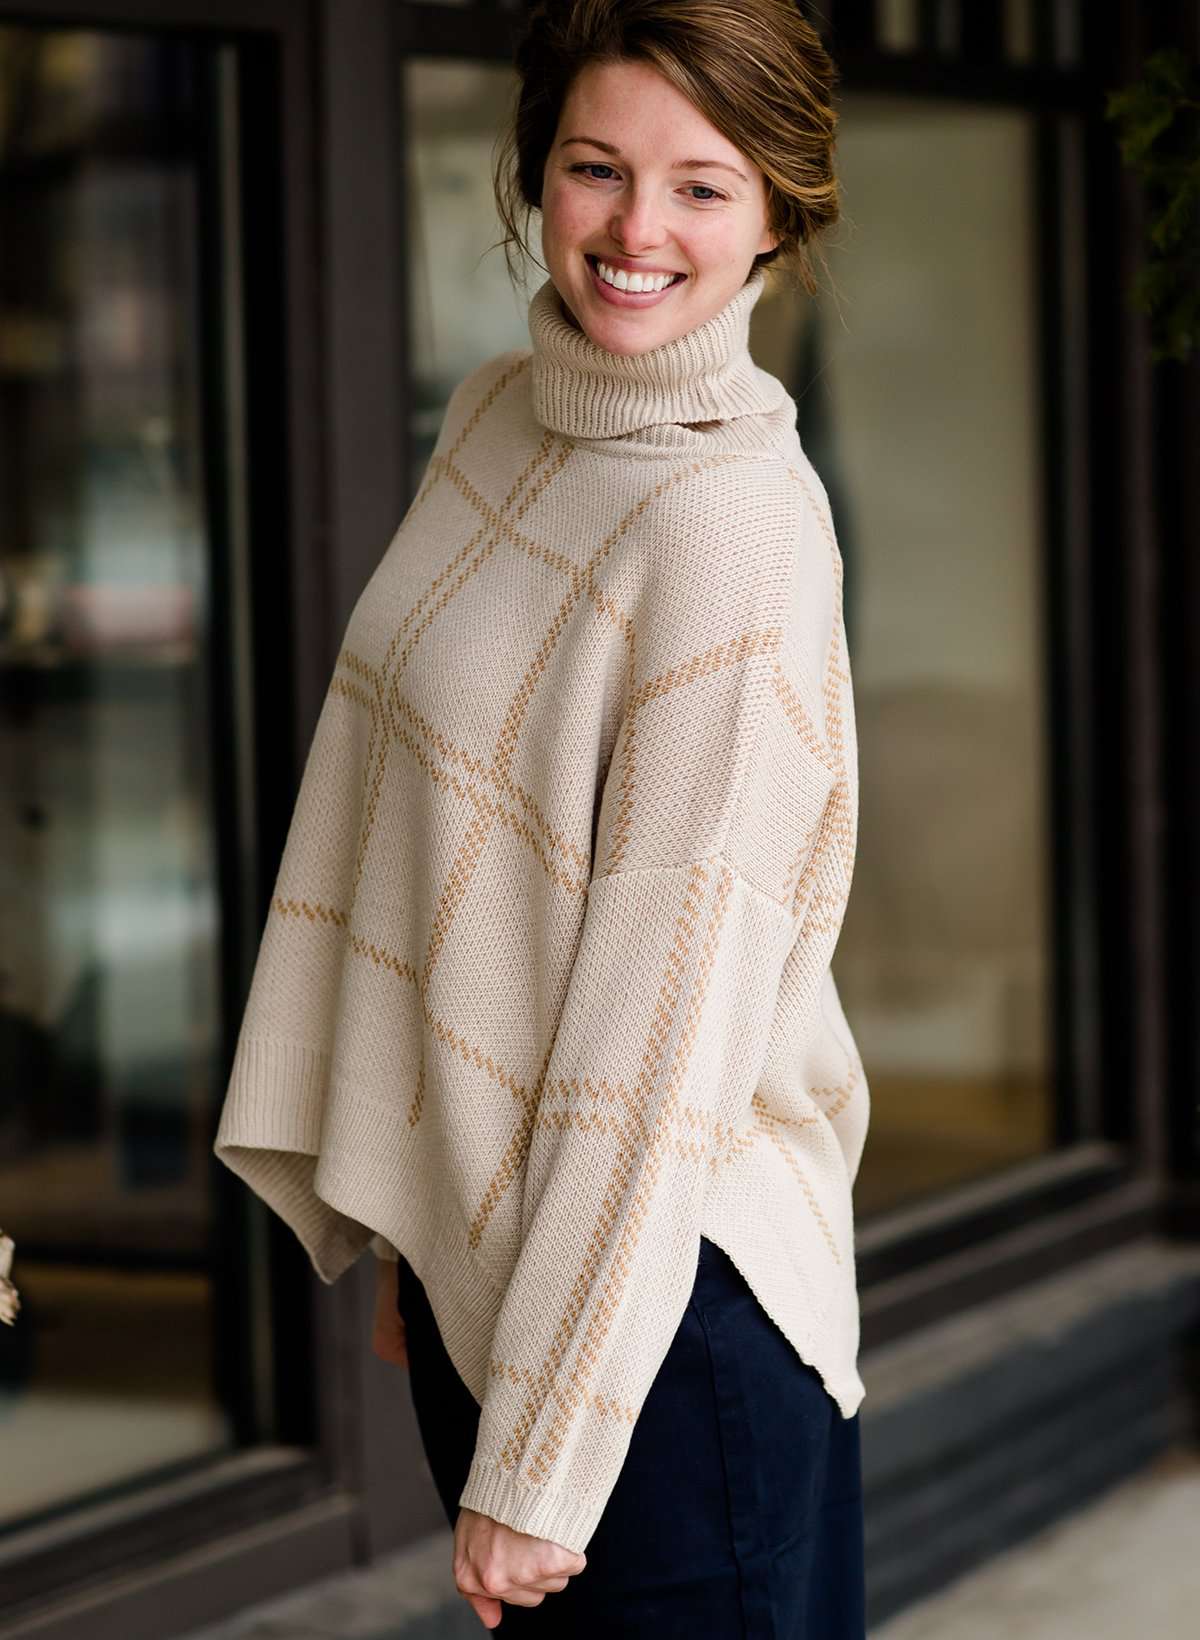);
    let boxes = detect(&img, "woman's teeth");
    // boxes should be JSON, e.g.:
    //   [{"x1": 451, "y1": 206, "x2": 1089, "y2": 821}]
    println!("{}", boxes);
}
[{"x1": 589, "y1": 256, "x2": 684, "y2": 293}]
